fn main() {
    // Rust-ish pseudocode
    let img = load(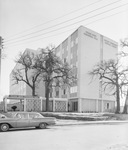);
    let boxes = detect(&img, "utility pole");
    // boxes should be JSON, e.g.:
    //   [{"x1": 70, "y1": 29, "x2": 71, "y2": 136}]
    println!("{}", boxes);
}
[{"x1": 0, "y1": 36, "x2": 3, "y2": 99}]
